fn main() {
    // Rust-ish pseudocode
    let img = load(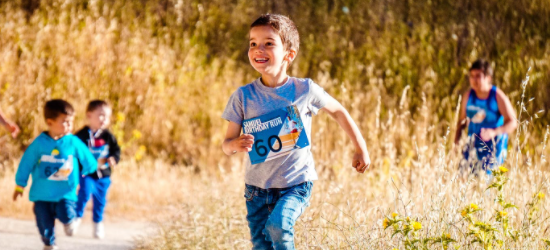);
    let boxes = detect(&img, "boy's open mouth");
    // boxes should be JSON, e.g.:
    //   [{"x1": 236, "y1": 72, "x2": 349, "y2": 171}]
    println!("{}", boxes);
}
[{"x1": 255, "y1": 58, "x2": 269, "y2": 63}]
